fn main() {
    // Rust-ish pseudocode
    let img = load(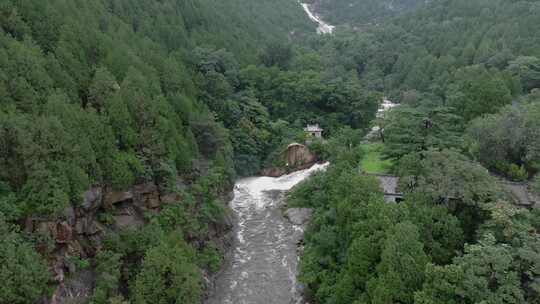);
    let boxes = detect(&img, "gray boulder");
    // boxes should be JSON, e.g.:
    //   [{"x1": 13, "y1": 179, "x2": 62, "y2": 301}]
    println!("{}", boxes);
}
[
  {"x1": 284, "y1": 208, "x2": 313, "y2": 225},
  {"x1": 81, "y1": 187, "x2": 103, "y2": 211}
]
